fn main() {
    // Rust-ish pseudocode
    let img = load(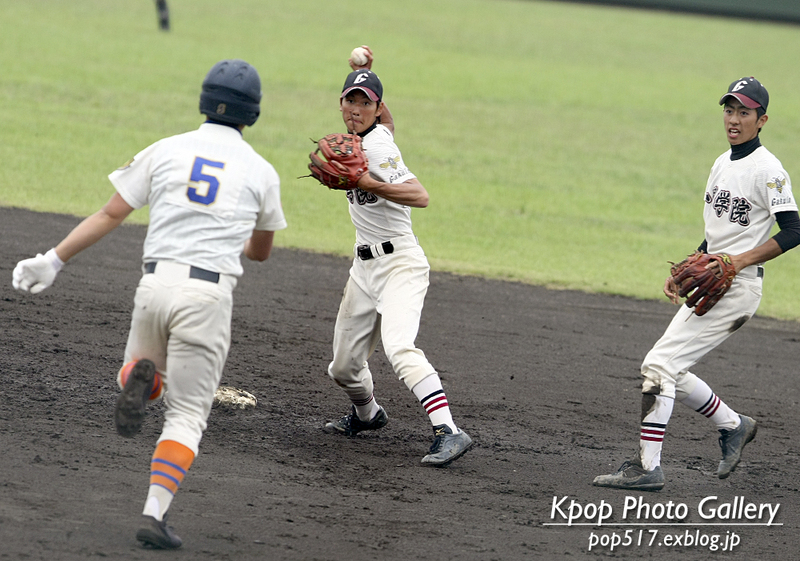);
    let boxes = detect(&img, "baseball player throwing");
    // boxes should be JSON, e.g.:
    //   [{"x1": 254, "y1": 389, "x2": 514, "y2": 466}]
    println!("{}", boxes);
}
[
  {"x1": 594, "y1": 77, "x2": 800, "y2": 490},
  {"x1": 12, "y1": 59, "x2": 287, "y2": 547},
  {"x1": 321, "y1": 47, "x2": 473, "y2": 466}
]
